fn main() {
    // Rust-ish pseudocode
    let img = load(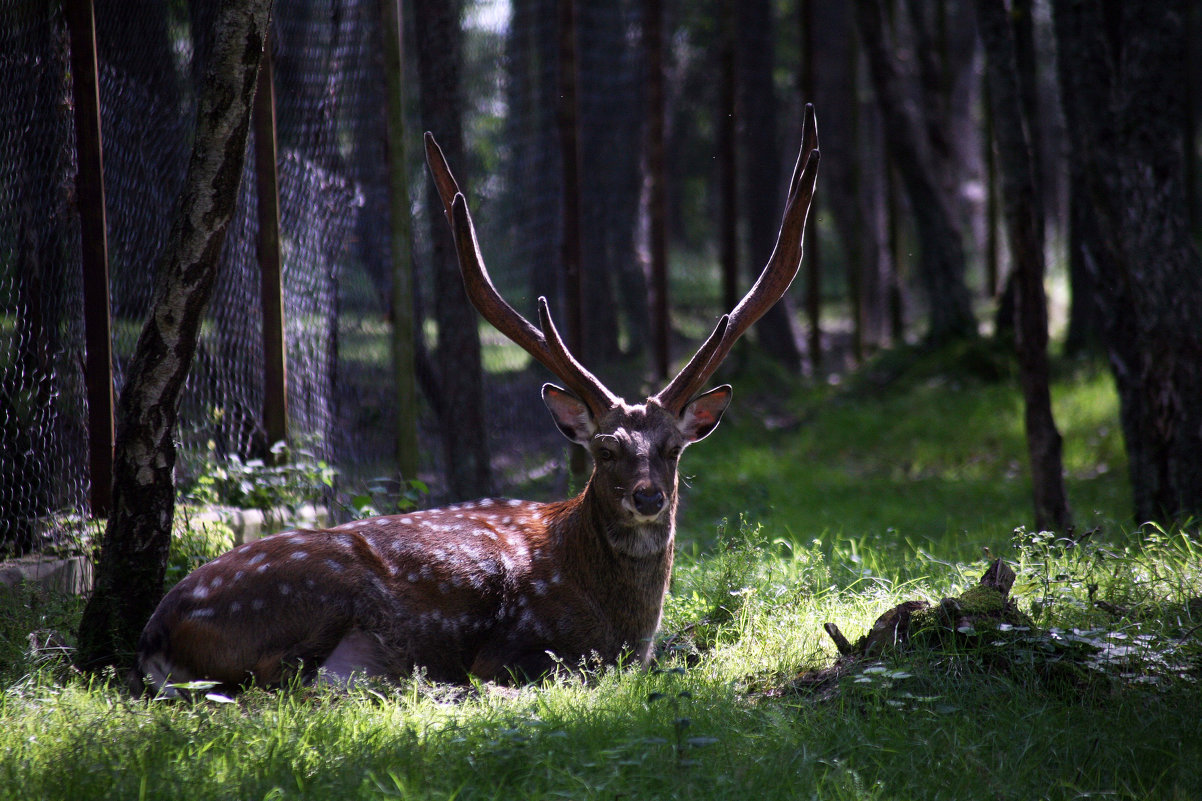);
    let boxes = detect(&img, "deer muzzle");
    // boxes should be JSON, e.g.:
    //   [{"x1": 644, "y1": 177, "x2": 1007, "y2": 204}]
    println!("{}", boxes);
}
[{"x1": 631, "y1": 487, "x2": 666, "y2": 517}]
